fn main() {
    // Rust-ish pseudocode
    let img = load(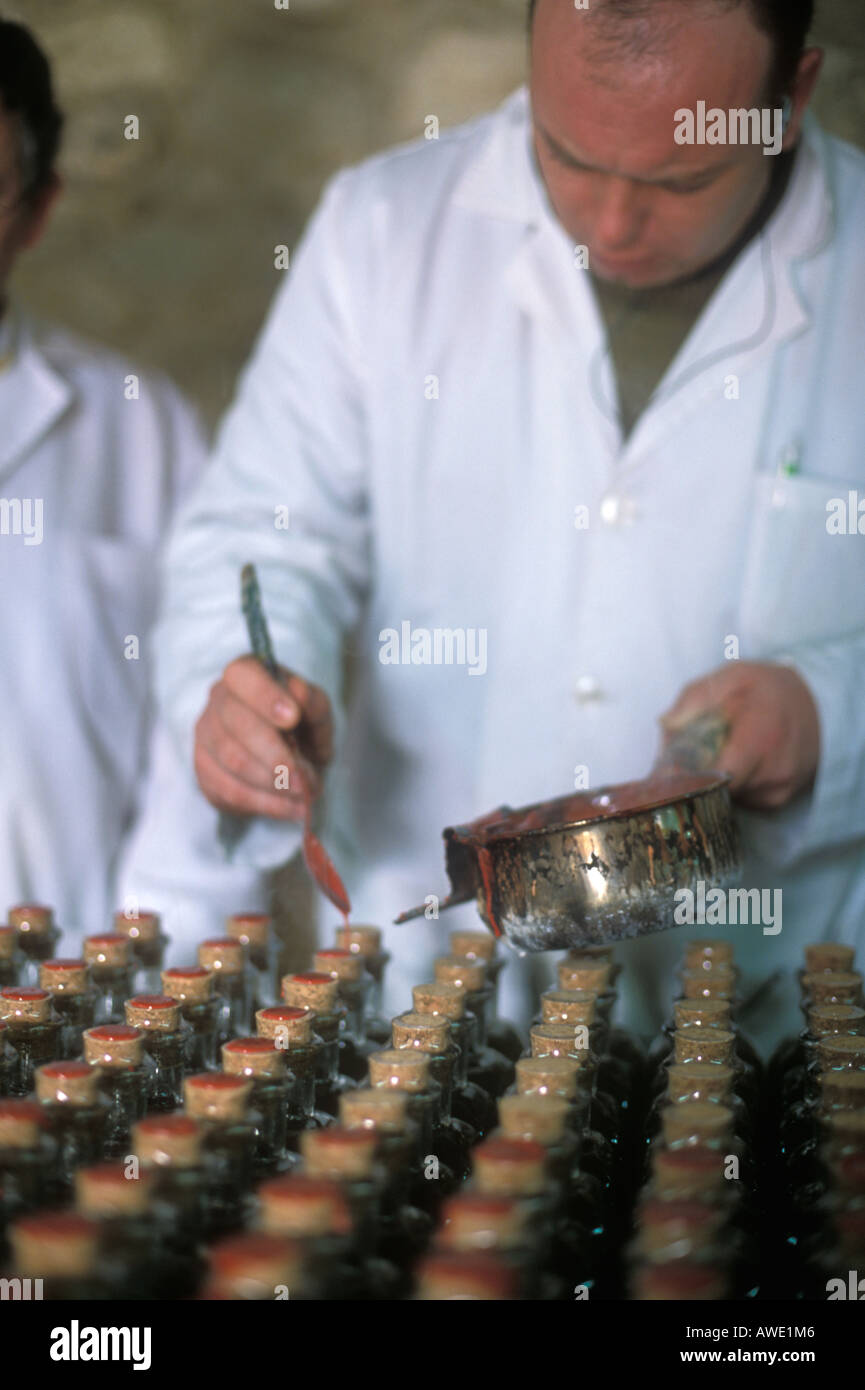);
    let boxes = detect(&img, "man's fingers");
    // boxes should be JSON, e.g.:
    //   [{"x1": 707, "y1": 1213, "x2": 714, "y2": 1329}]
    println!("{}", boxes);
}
[
  {"x1": 210, "y1": 684, "x2": 301, "y2": 776},
  {"x1": 223, "y1": 657, "x2": 302, "y2": 730},
  {"x1": 194, "y1": 743, "x2": 307, "y2": 821}
]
